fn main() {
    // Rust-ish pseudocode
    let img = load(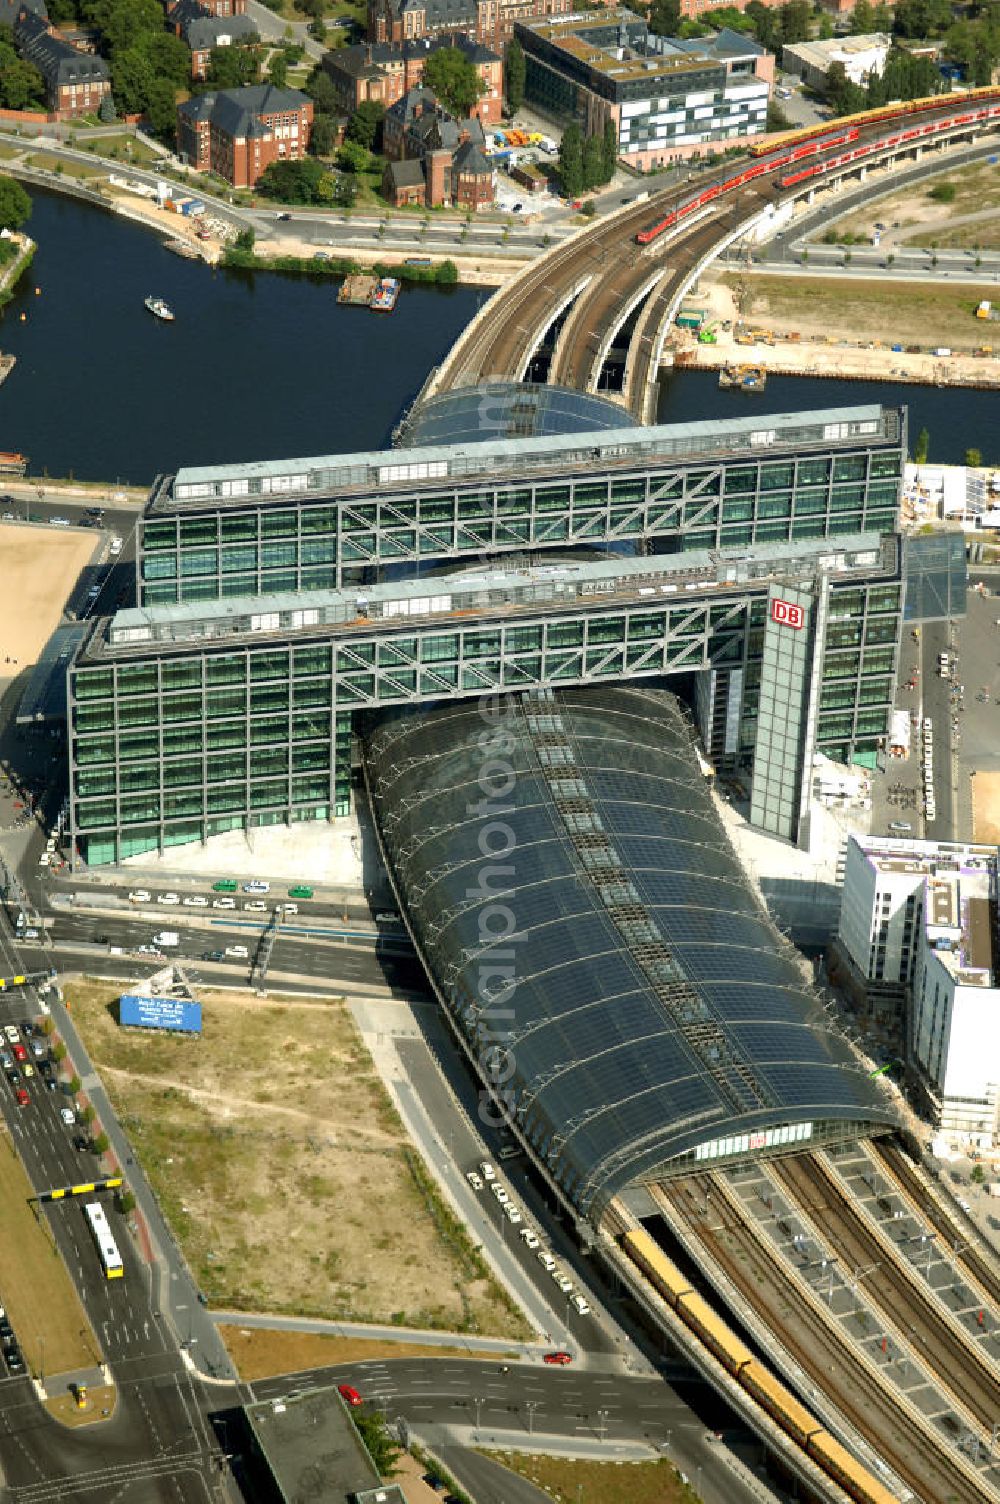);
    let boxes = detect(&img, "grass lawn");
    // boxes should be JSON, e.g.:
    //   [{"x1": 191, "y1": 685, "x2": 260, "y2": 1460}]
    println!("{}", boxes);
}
[
  {"x1": 721, "y1": 273, "x2": 987, "y2": 348},
  {"x1": 0, "y1": 1132, "x2": 101, "y2": 1378},
  {"x1": 84, "y1": 134, "x2": 162, "y2": 166},
  {"x1": 220, "y1": 1325, "x2": 508, "y2": 1379},
  {"x1": 0, "y1": 144, "x2": 20, "y2": 160},
  {"x1": 824, "y1": 159, "x2": 1000, "y2": 250},
  {"x1": 26, "y1": 154, "x2": 105, "y2": 180},
  {"x1": 481, "y1": 1452, "x2": 701, "y2": 1503},
  {"x1": 66, "y1": 978, "x2": 529, "y2": 1337}
]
